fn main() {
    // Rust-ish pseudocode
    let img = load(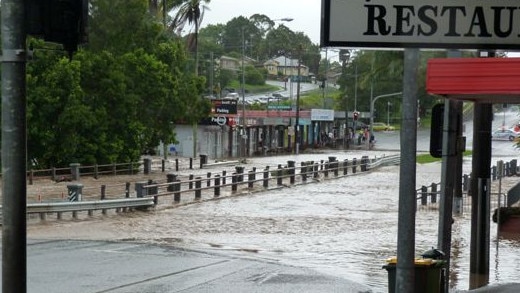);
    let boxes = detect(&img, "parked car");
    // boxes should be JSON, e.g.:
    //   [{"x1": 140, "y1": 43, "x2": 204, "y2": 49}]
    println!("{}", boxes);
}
[
  {"x1": 492, "y1": 129, "x2": 520, "y2": 141},
  {"x1": 371, "y1": 122, "x2": 395, "y2": 131}
]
